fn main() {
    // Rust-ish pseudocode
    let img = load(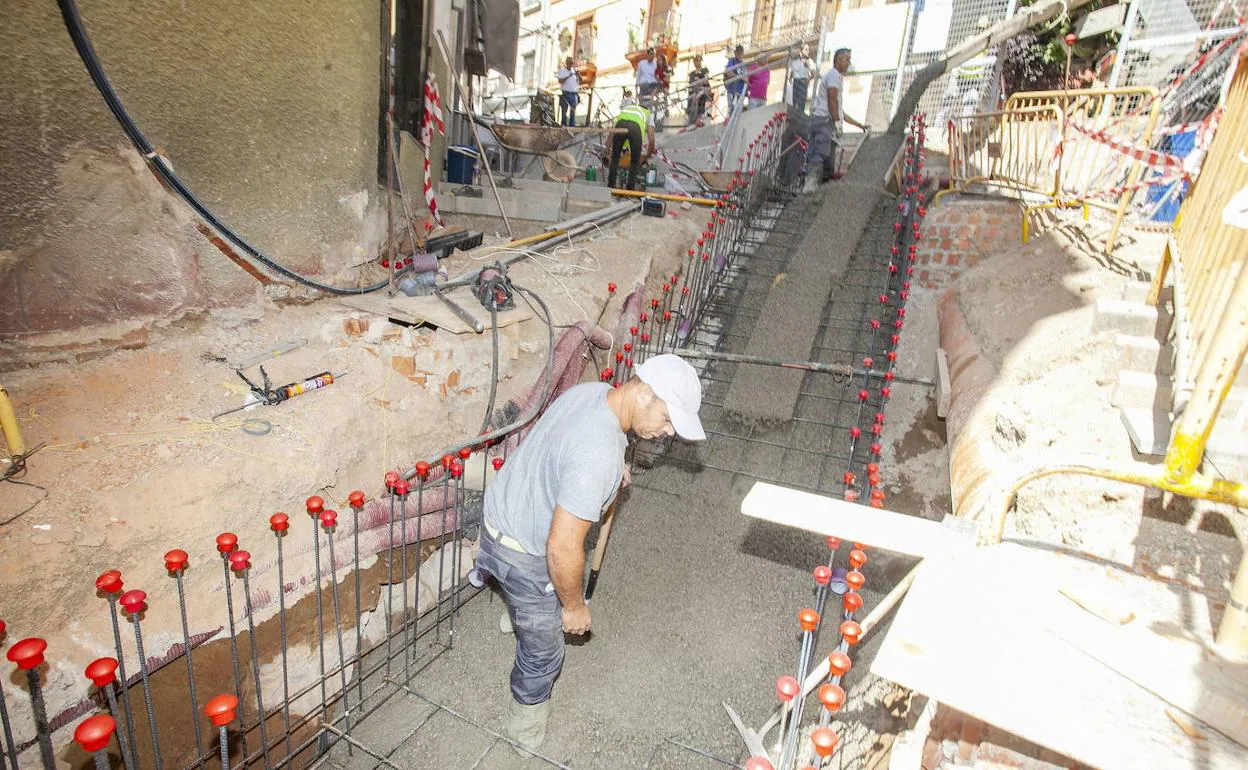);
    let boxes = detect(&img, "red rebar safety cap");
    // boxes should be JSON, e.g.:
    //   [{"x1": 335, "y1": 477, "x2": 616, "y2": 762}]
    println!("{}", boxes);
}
[
  {"x1": 775, "y1": 675, "x2": 799, "y2": 702},
  {"x1": 216, "y1": 532, "x2": 238, "y2": 553},
  {"x1": 95, "y1": 570, "x2": 123, "y2": 595},
  {"x1": 491, "y1": 457, "x2": 505, "y2": 471},
  {"x1": 384, "y1": 471, "x2": 400, "y2": 490},
  {"x1": 812, "y1": 565, "x2": 832, "y2": 586},
  {"x1": 348, "y1": 491, "x2": 366, "y2": 509},
  {"x1": 817, "y1": 683, "x2": 846, "y2": 711},
  {"x1": 744, "y1": 757, "x2": 774, "y2": 770},
  {"x1": 164, "y1": 549, "x2": 189, "y2": 573},
  {"x1": 319, "y1": 511, "x2": 338, "y2": 530},
  {"x1": 119, "y1": 590, "x2": 146, "y2": 615},
  {"x1": 393, "y1": 479, "x2": 411, "y2": 496},
  {"x1": 842, "y1": 591, "x2": 864, "y2": 613},
  {"x1": 840, "y1": 620, "x2": 863, "y2": 645},
  {"x1": 415, "y1": 461, "x2": 432, "y2": 480},
  {"x1": 270, "y1": 513, "x2": 290, "y2": 533},
  {"x1": 85, "y1": 657, "x2": 118, "y2": 687},
  {"x1": 228, "y1": 550, "x2": 251, "y2": 571},
  {"x1": 827, "y1": 650, "x2": 853, "y2": 677},
  {"x1": 811, "y1": 726, "x2": 840, "y2": 758},
  {"x1": 798, "y1": 608, "x2": 820, "y2": 632},
  {"x1": 74, "y1": 714, "x2": 116, "y2": 754},
  {"x1": 204, "y1": 693, "x2": 239, "y2": 727},
  {"x1": 7, "y1": 637, "x2": 47, "y2": 670},
  {"x1": 305, "y1": 496, "x2": 325, "y2": 514},
  {"x1": 846, "y1": 570, "x2": 866, "y2": 591}
]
